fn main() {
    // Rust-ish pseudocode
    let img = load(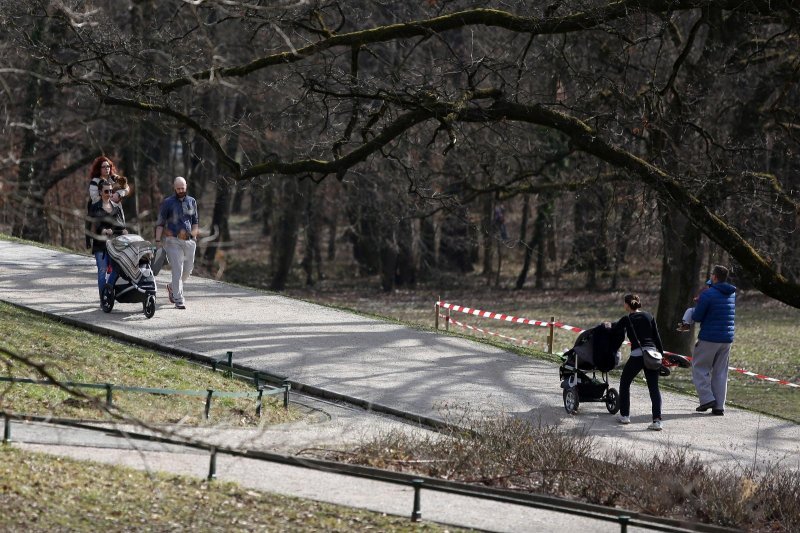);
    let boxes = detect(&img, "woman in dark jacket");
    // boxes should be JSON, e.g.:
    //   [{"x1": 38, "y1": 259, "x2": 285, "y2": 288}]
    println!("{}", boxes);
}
[
  {"x1": 608, "y1": 294, "x2": 664, "y2": 431},
  {"x1": 90, "y1": 181, "x2": 127, "y2": 296}
]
